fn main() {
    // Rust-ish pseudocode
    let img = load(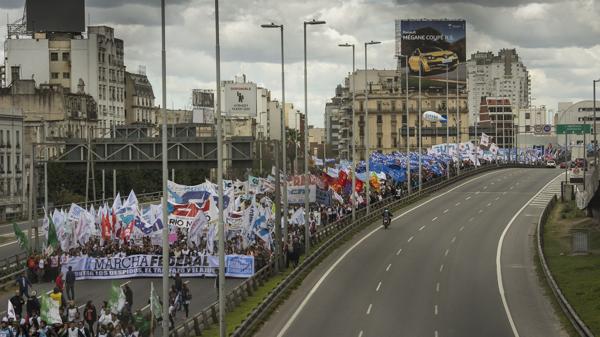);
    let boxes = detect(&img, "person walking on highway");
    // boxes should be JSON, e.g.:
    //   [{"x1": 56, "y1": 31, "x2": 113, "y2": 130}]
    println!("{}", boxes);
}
[
  {"x1": 65, "y1": 267, "x2": 76, "y2": 301},
  {"x1": 181, "y1": 283, "x2": 191, "y2": 318},
  {"x1": 9, "y1": 290, "x2": 24, "y2": 319},
  {"x1": 25, "y1": 291, "x2": 40, "y2": 318},
  {"x1": 83, "y1": 301, "x2": 97, "y2": 336},
  {"x1": 55, "y1": 272, "x2": 64, "y2": 293},
  {"x1": 15, "y1": 273, "x2": 31, "y2": 298},
  {"x1": 123, "y1": 284, "x2": 133, "y2": 309}
]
